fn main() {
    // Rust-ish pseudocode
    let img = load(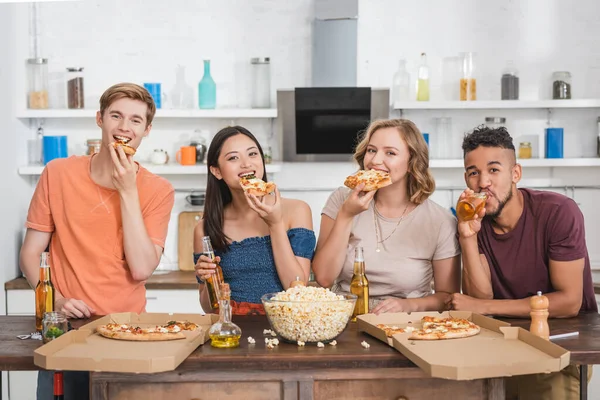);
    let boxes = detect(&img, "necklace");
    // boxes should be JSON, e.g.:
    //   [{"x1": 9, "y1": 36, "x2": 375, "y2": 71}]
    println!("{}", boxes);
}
[{"x1": 373, "y1": 202, "x2": 410, "y2": 253}]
